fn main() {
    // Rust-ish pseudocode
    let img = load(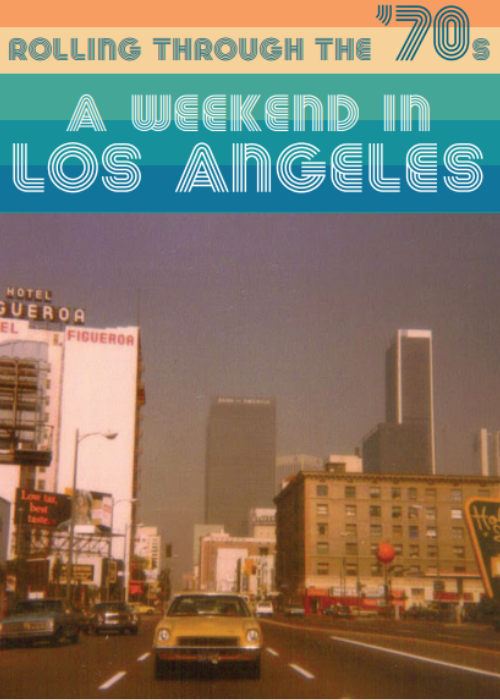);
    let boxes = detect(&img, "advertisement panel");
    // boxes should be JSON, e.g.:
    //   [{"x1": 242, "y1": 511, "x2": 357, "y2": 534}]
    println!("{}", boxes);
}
[
  {"x1": 15, "y1": 488, "x2": 72, "y2": 529},
  {"x1": 15, "y1": 487, "x2": 111, "y2": 533}
]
